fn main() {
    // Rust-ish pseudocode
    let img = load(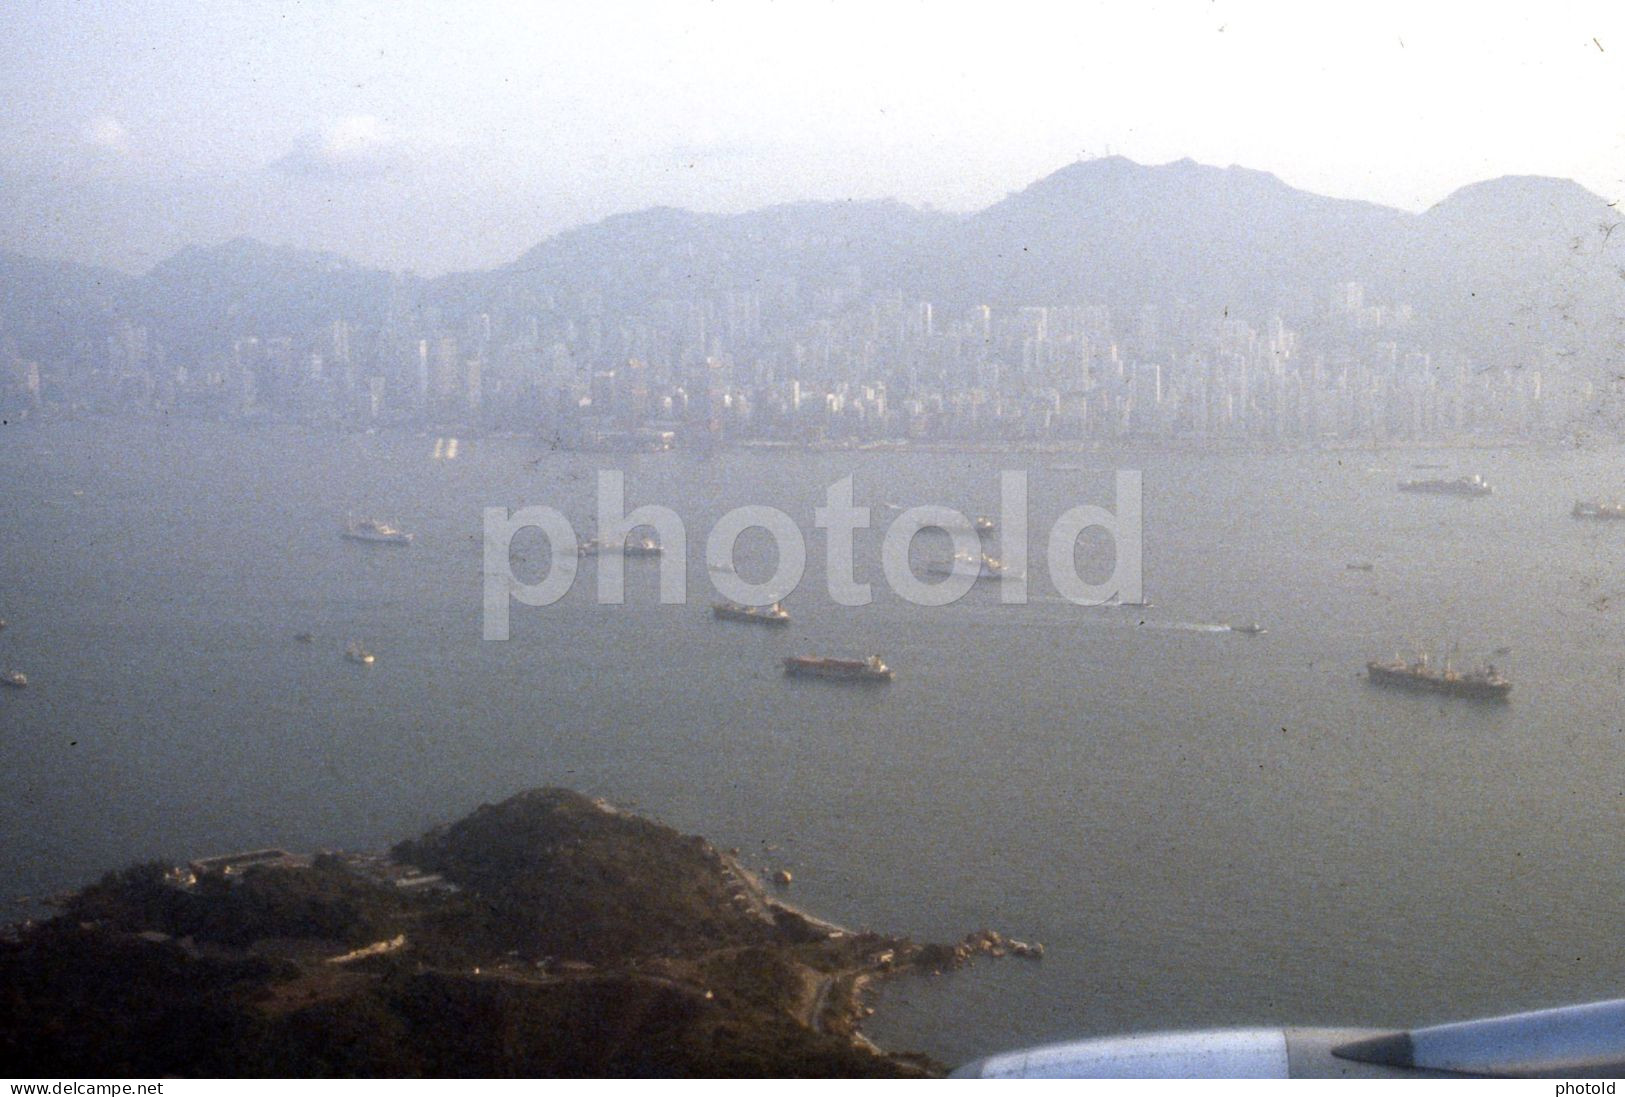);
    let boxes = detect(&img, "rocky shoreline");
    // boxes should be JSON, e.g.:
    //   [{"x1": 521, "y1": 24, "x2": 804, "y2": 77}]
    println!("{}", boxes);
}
[{"x1": 1, "y1": 788, "x2": 1038, "y2": 1077}]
